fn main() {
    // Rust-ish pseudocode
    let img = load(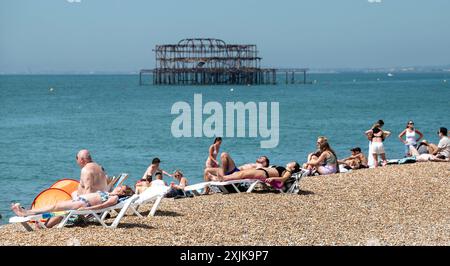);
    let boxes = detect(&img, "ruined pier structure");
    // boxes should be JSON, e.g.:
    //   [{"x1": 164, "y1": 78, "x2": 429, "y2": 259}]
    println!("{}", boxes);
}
[{"x1": 139, "y1": 38, "x2": 308, "y2": 85}]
